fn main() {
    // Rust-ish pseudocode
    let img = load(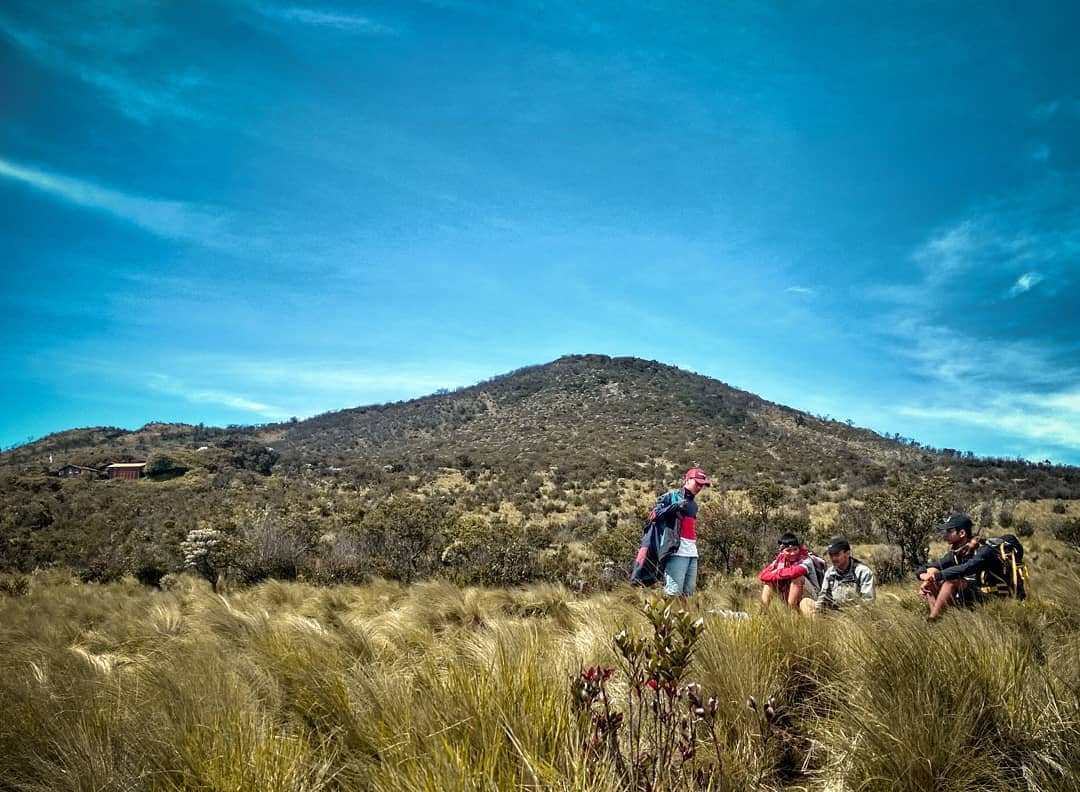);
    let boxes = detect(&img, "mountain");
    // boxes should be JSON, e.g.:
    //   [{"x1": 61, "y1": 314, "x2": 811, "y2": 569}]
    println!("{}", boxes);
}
[
  {"x1": 3, "y1": 354, "x2": 1077, "y2": 498},
  {"x1": 3, "y1": 354, "x2": 1078, "y2": 580}
]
